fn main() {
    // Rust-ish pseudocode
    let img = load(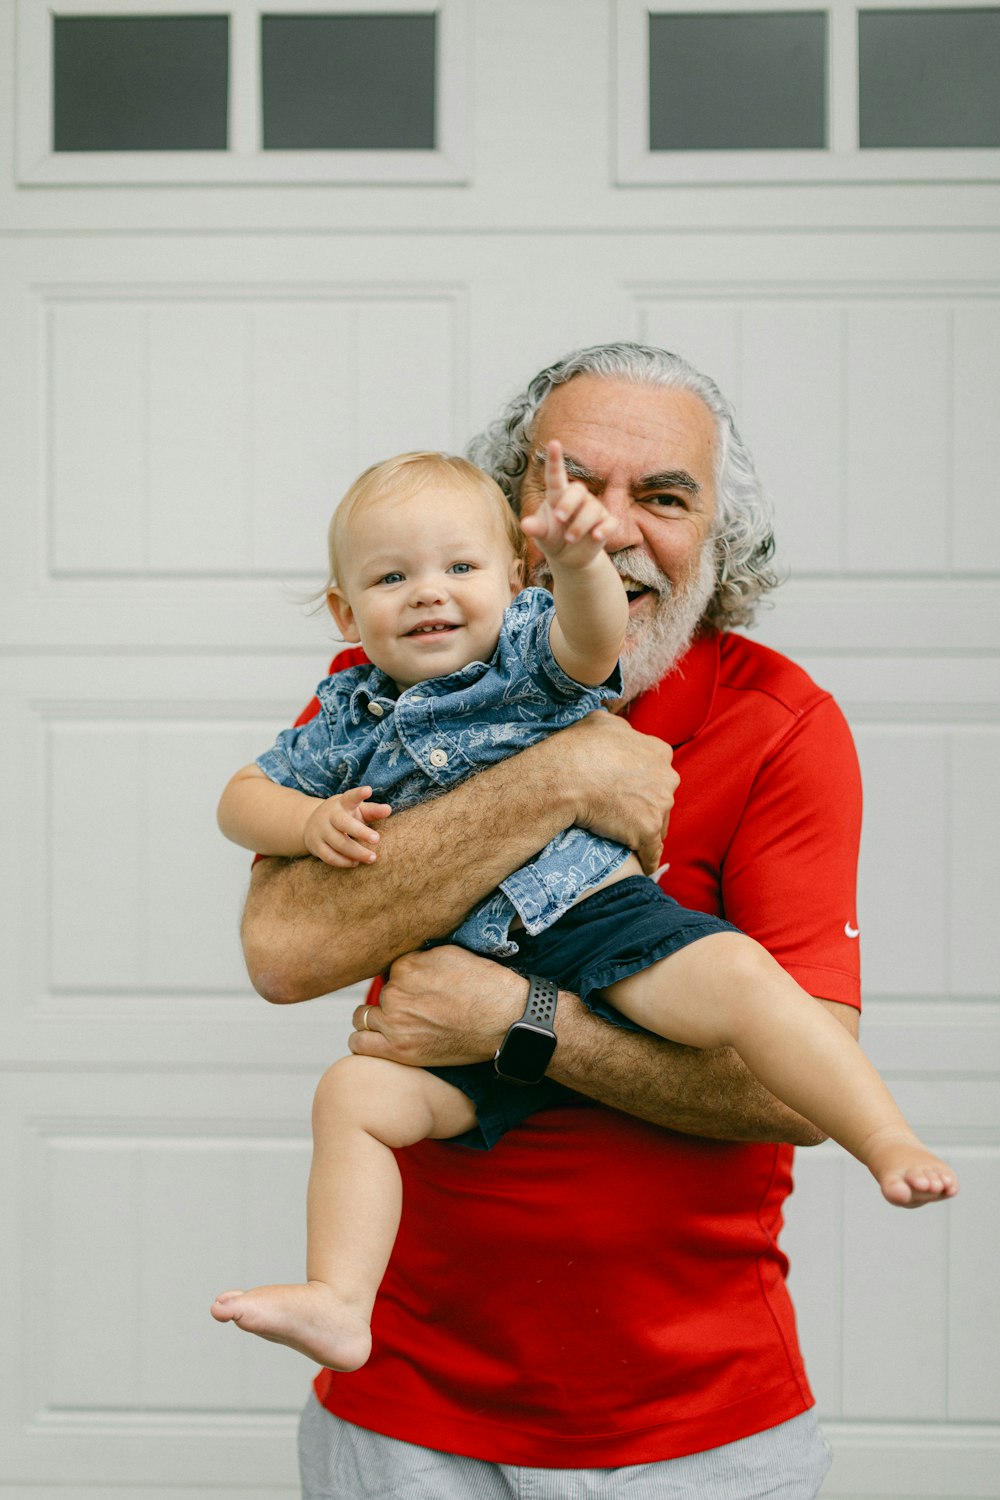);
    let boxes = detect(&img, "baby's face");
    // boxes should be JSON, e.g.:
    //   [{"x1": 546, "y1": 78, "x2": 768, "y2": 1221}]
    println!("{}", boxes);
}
[{"x1": 328, "y1": 480, "x2": 522, "y2": 691}]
